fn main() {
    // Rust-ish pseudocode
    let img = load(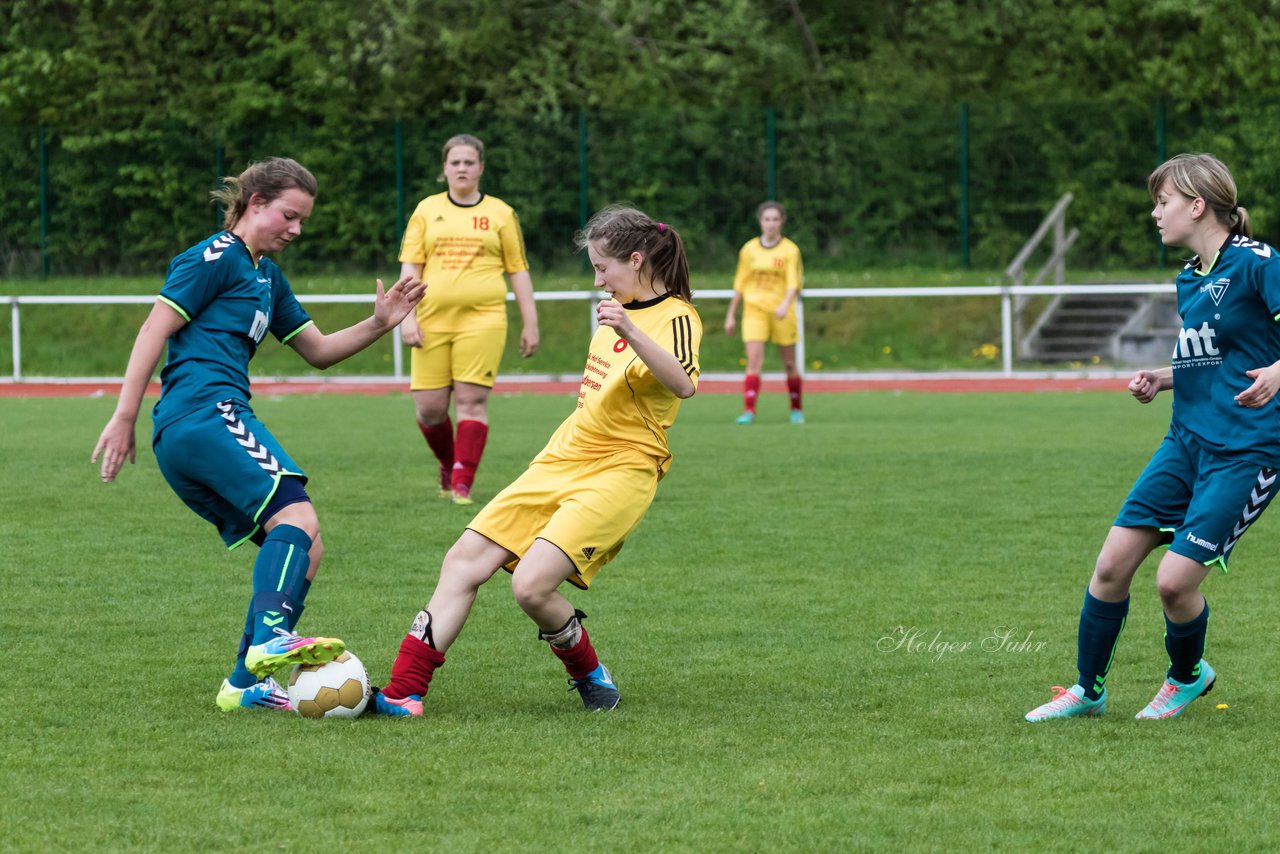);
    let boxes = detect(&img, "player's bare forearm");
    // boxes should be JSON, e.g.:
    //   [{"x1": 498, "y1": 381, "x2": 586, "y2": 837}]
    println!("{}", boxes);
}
[
  {"x1": 509, "y1": 271, "x2": 540, "y2": 357},
  {"x1": 292, "y1": 276, "x2": 424, "y2": 368}
]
